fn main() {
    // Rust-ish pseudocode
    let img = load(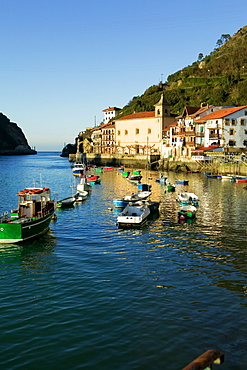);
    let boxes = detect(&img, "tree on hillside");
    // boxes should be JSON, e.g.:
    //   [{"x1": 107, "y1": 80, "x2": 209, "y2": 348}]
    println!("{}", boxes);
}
[
  {"x1": 198, "y1": 53, "x2": 204, "y2": 61},
  {"x1": 221, "y1": 34, "x2": 231, "y2": 43}
]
